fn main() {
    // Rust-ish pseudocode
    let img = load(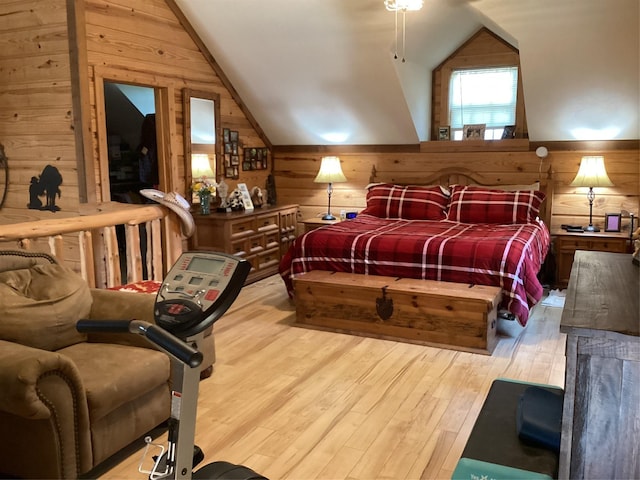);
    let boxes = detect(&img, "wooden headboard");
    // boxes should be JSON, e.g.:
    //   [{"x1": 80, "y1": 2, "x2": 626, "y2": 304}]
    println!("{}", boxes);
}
[{"x1": 369, "y1": 165, "x2": 554, "y2": 229}]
